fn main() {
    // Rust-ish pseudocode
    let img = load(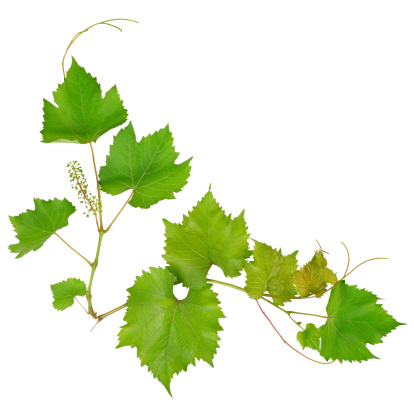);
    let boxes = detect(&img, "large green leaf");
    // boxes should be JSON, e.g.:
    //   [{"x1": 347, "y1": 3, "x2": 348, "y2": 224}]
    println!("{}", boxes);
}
[
  {"x1": 41, "y1": 58, "x2": 127, "y2": 144},
  {"x1": 294, "y1": 250, "x2": 337, "y2": 297},
  {"x1": 163, "y1": 190, "x2": 250, "y2": 289},
  {"x1": 244, "y1": 240, "x2": 298, "y2": 305},
  {"x1": 9, "y1": 198, "x2": 76, "y2": 258},
  {"x1": 99, "y1": 123, "x2": 191, "y2": 209},
  {"x1": 51, "y1": 278, "x2": 87, "y2": 311},
  {"x1": 117, "y1": 267, "x2": 224, "y2": 395},
  {"x1": 320, "y1": 281, "x2": 403, "y2": 362}
]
